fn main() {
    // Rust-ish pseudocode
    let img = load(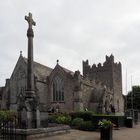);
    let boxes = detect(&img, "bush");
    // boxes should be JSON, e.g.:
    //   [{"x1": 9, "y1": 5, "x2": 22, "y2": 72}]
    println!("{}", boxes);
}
[
  {"x1": 98, "y1": 119, "x2": 112, "y2": 129},
  {"x1": 70, "y1": 111, "x2": 125, "y2": 128},
  {"x1": 48, "y1": 114, "x2": 59, "y2": 123},
  {"x1": 91, "y1": 115, "x2": 125, "y2": 128},
  {"x1": 55, "y1": 115, "x2": 71, "y2": 124},
  {"x1": 70, "y1": 111, "x2": 95, "y2": 121},
  {"x1": 79, "y1": 121, "x2": 95, "y2": 131},
  {"x1": 48, "y1": 113, "x2": 71, "y2": 125},
  {"x1": 0, "y1": 110, "x2": 16, "y2": 121},
  {"x1": 71, "y1": 117, "x2": 84, "y2": 128}
]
